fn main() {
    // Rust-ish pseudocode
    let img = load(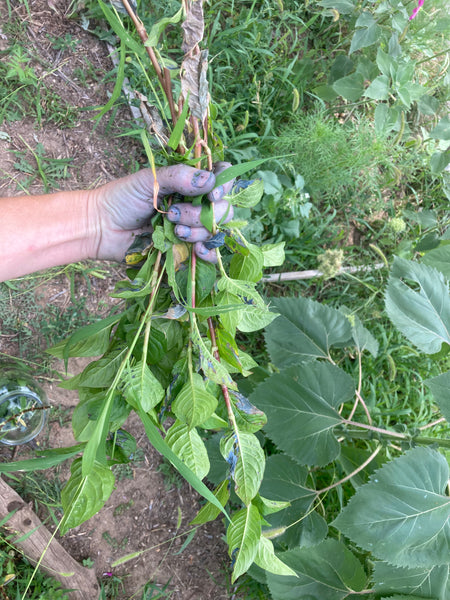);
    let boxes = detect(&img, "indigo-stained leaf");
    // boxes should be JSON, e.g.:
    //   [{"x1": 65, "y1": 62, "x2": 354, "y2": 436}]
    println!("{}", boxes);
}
[
  {"x1": 254, "y1": 363, "x2": 351, "y2": 466},
  {"x1": 226, "y1": 504, "x2": 261, "y2": 582},
  {"x1": 191, "y1": 319, "x2": 237, "y2": 389},
  {"x1": 216, "y1": 327, "x2": 242, "y2": 372},
  {"x1": 254, "y1": 536, "x2": 297, "y2": 577},
  {"x1": 332, "y1": 447, "x2": 450, "y2": 568},
  {"x1": 60, "y1": 457, "x2": 115, "y2": 534},
  {"x1": 172, "y1": 372, "x2": 218, "y2": 428},
  {"x1": 385, "y1": 257, "x2": 450, "y2": 354},
  {"x1": 190, "y1": 479, "x2": 230, "y2": 525},
  {"x1": 225, "y1": 178, "x2": 264, "y2": 208},
  {"x1": 267, "y1": 539, "x2": 368, "y2": 600},
  {"x1": 424, "y1": 370, "x2": 450, "y2": 423},
  {"x1": 373, "y1": 562, "x2": 450, "y2": 599},
  {"x1": 230, "y1": 391, "x2": 267, "y2": 433},
  {"x1": 165, "y1": 420, "x2": 210, "y2": 480},
  {"x1": 220, "y1": 431, "x2": 265, "y2": 505},
  {"x1": 122, "y1": 361, "x2": 164, "y2": 412},
  {"x1": 264, "y1": 296, "x2": 353, "y2": 368}
]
